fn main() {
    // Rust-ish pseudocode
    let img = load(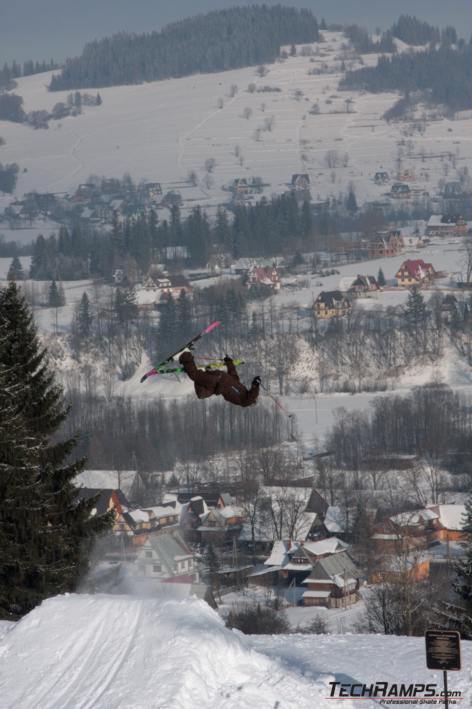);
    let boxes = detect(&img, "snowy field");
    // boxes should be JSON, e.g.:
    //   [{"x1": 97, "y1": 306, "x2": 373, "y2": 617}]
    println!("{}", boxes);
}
[
  {"x1": 0, "y1": 593, "x2": 470, "y2": 709},
  {"x1": 2, "y1": 32, "x2": 472, "y2": 212}
]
